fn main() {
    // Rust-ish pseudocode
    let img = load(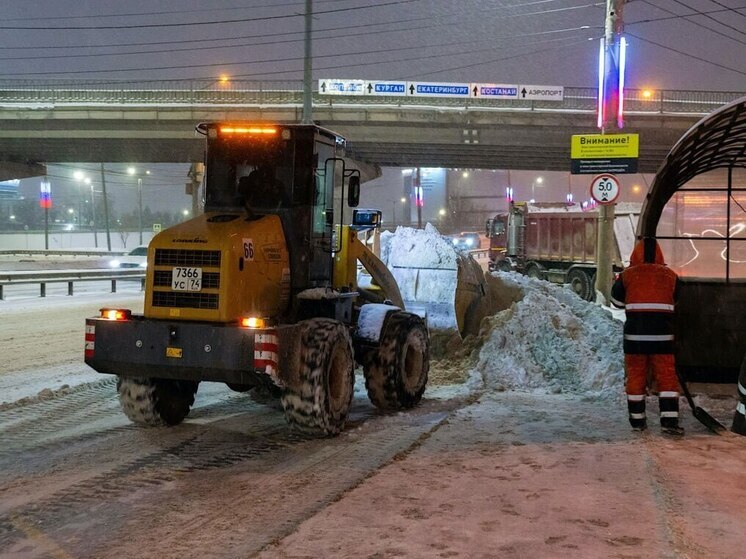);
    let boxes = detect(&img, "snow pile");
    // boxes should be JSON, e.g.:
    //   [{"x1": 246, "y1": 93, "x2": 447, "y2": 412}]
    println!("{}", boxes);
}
[
  {"x1": 474, "y1": 272, "x2": 624, "y2": 398},
  {"x1": 379, "y1": 224, "x2": 458, "y2": 305}
]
